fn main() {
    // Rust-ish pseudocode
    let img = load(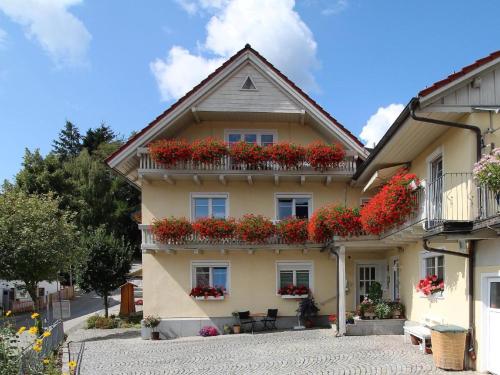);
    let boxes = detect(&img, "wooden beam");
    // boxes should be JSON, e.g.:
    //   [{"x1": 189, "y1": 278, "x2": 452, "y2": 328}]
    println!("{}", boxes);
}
[
  {"x1": 166, "y1": 249, "x2": 176, "y2": 255},
  {"x1": 300, "y1": 175, "x2": 306, "y2": 185},
  {"x1": 219, "y1": 175, "x2": 226, "y2": 186},
  {"x1": 247, "y1": 249, "x2": 254, "y2": 255},
  {"x1": 324, "y1": 176, "x2": 332, "y2": 186},
  {"x1": 300, "y1": 109, "x2": 305, "y2": 126},
  {"x1": 220, "y1": 249, "x2": 227, "y2": 255},
  {"x1": 193, "y1": 249, "x2": 203, "y2": 255},
  {"x1": 163, "y1": 174, "x2": 175, "y2": 185},
  {"x1": 247, "y1": 175, "x2": 253, "y2": 185},
  {"x1": 274, "y1": 175, "x2": 279, "y2": 186},
  {"x1": 193, "y1": 175, "x2": 201, "y2": 185},
  {"x1": 275, "y1": 249, "x2": 280, "y2": 255}
]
